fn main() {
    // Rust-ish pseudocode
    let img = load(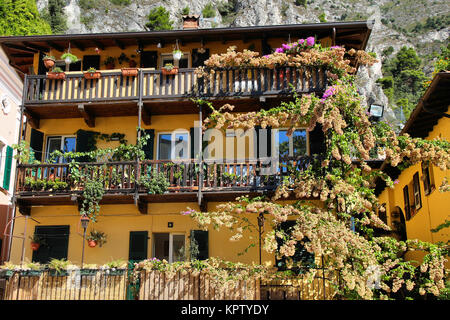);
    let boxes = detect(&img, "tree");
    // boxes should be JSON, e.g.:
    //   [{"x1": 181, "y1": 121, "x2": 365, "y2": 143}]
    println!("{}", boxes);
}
[
  {"x1": 40, "y1": 0, "x2": 68, "y2": 34},
  {"x1": 0, "y1": 0, "x2": 52, "y2": 36},
  {"x1": 145, "y1": 6, "x2": 173, "y2": 31},
  {"x1": 186, "y1": 43, "x2": 450, "y2": 299}
]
